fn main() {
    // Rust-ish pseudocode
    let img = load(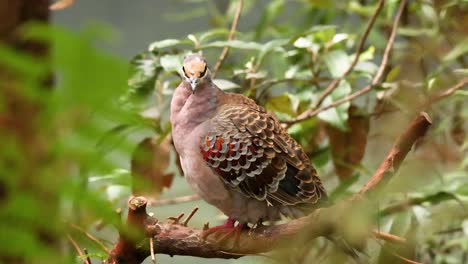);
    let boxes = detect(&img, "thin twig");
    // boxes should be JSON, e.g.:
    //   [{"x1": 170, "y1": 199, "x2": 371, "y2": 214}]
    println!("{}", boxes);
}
[
  {"x1": 376, "y1": 239, "x2": 423, "y2": 264},
  {"x1": 83, "y1": 249, "x2": 92, "y2": 264},
  {"x1": 182, "y1": 207, "x2": 199, "y2": 226},
  {"x1": 167, "y1": 212, "x2": 185, "y2": 224},
  {"x1": 392, "y1": 252, "x2": 423, "y2": 264},
  {"x1": 148, "y1": 194, "x2": 200, "y2": 207},
  {"x1": 259, "y1": 77, "x2": 332, "y2": 89},
  {"x1": 373, "y1": 230, "x2": 406, "y2": 244},
  {"x1": 419, "y1": 78, "x2": 468, "y2": 109},
  {"x1": 380, "y1": 192, "x2": 459, "y2": 216},
  {"x1": 66, "y1": 233, "x2": 90, "y2": 264},
  {"x1": 211, "y1": 0, "x2": 244, "y2": 78},
  {"x1": 150, "y1": 238, "x2": 156, "y2": 264},
  {"x1": 257, "y1": 77, "x2": 332, "y2": 101},
  {"x1": 435, "y1": 227, "x2": 463, "y2": 235},
  {"x1": 314, "y1": 0, "x2": 385, "y2": 108},
  {"x1": 69, "y1": 223, "x2": 110, "y2": 254},
  {"x1": 286, "y1": 0, "x2": 407, "y2": 125}
]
